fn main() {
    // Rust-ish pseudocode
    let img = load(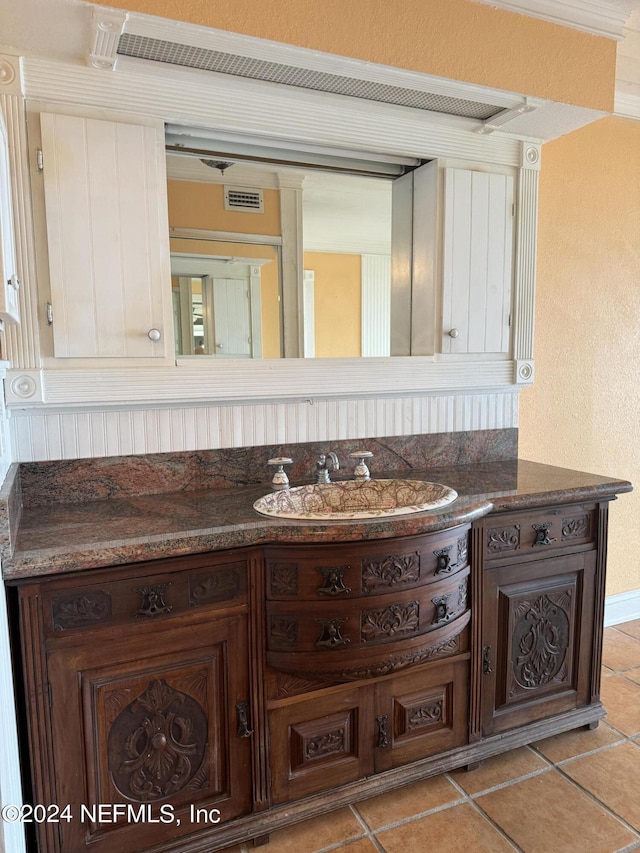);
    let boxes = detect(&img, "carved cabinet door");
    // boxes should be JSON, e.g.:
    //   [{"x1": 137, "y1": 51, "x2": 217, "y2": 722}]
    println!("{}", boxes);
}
[
  {"x1": 45, "y1": 612, "x2": 251, "y2": 852},
  {"x1": 373, "y1": 658, "x2": 469, "y2": 773},
  {"x1": 480, "y1": 552, "x2": 596, "y2": 736},
  {"x1": 269, "y1": 685, "x2": 375, "y2": 805}
]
